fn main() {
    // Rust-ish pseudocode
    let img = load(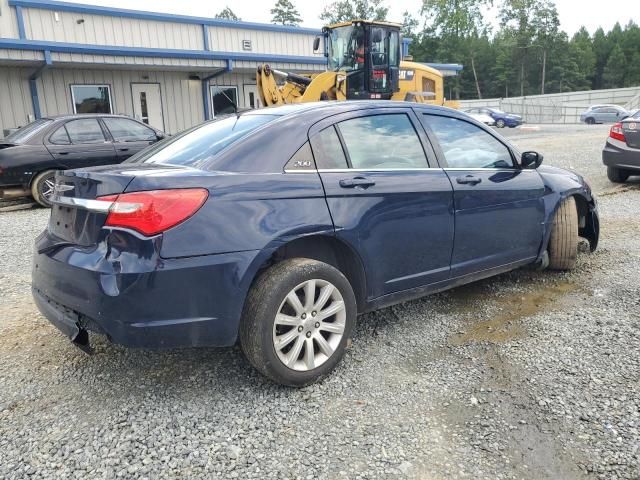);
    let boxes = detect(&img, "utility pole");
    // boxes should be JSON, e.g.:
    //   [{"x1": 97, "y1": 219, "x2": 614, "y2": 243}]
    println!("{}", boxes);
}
[
  {"x1": 541, "y1": 49, "x2": 547, "y2": 94},
  {"x1": 471, "y1": 57, "x2": 482, "y2": 99}
]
